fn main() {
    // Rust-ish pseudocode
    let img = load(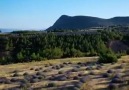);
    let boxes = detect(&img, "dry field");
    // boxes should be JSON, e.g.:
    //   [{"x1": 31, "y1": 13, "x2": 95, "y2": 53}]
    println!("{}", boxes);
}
[{"x1": 0, "y1": 56, "x2": 129, "y2": 90}]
